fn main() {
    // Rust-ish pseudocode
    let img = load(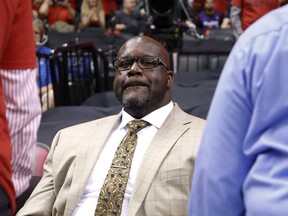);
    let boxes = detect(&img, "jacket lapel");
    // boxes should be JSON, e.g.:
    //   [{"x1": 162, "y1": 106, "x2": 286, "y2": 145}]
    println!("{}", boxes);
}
[
  {"x1": 64, "y1": 114, "x2": 121, "y2": 216},
  {"x1": 128, "y1": 105, "x2": 192, "y2": 216}
]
